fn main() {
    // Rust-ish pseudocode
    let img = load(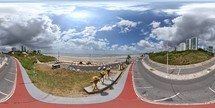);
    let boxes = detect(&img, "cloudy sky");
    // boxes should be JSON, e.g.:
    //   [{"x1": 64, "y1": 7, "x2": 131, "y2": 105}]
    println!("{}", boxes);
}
[{"x1": 0, "y1": 1, "x2": 215, "y2": 54}]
